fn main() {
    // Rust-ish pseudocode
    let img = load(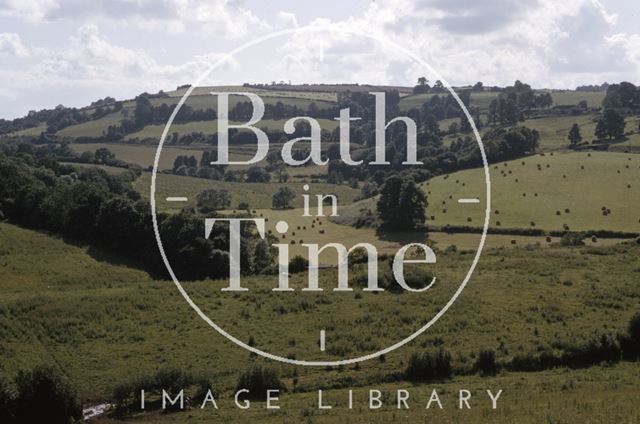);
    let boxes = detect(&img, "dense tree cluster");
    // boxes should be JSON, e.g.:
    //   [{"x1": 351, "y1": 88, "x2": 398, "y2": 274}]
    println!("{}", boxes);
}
[
  {"x1": 602, "y1": 81, "x2": 640, "y2": 110},
  {"x1": 377, "y1": 174, "x2": 427, "y2": 231},
  {"x1": 0, "y1": 366, "x2": 81, "y2": 424},
  {"x1": 487, "y1": 81, "x2": 553, "y2": 125},
  {"x1": 0, "y1": 142, "x2": 270, "y2": 280},
  {"x1": 595, "y1": 108, "x2": 626, "y2": 140}
]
